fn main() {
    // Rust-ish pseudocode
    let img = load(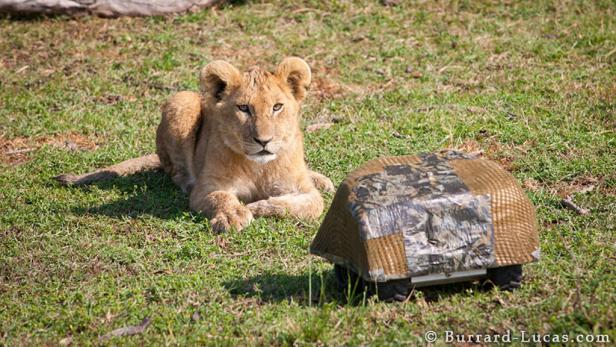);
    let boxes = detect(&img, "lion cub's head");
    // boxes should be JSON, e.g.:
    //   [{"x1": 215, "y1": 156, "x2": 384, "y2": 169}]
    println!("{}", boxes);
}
[{"x1": 200, "y1": 57, "x2": 311, "y2": 164}]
